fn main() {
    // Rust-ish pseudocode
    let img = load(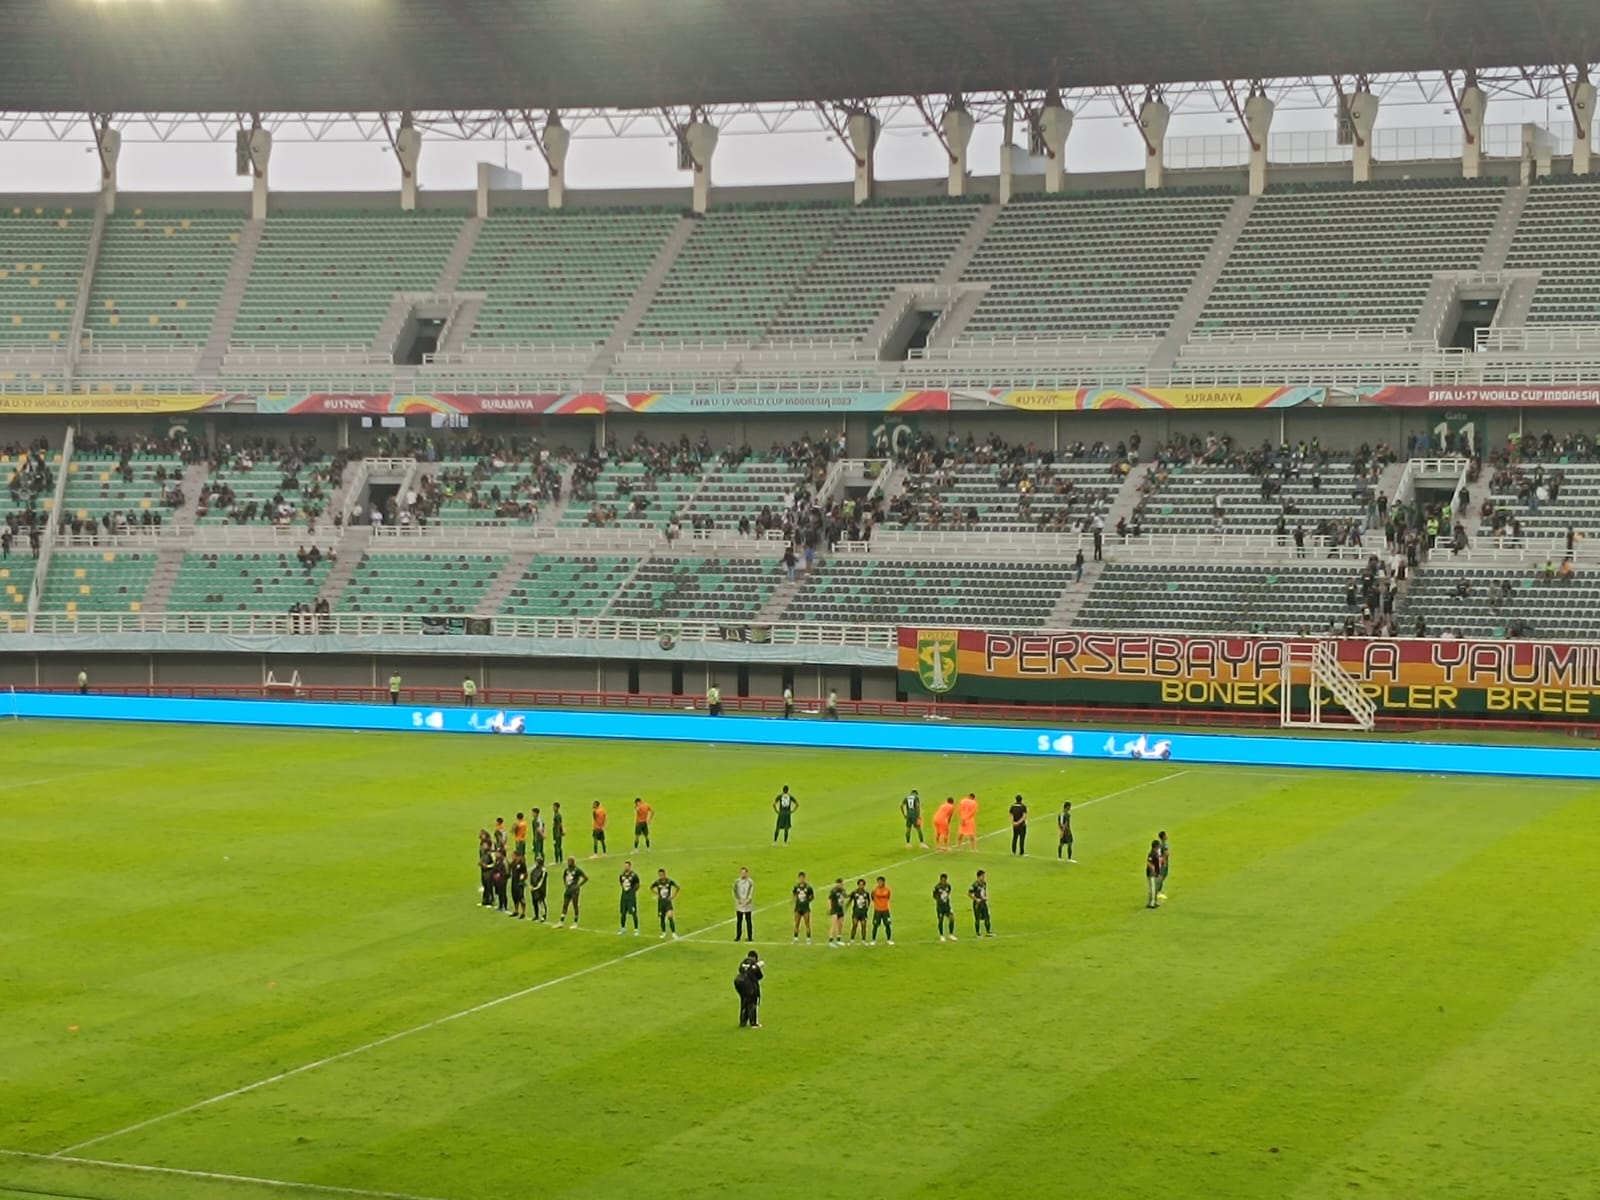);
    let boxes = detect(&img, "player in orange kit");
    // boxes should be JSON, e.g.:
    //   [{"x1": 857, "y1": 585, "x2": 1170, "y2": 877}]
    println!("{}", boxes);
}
[
  {"x1": 932, "y1": 796, "x2": 957, "y2": 852},
  {"x1": 956, "y1": 792, "x2": 980, "y2": 852}
]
